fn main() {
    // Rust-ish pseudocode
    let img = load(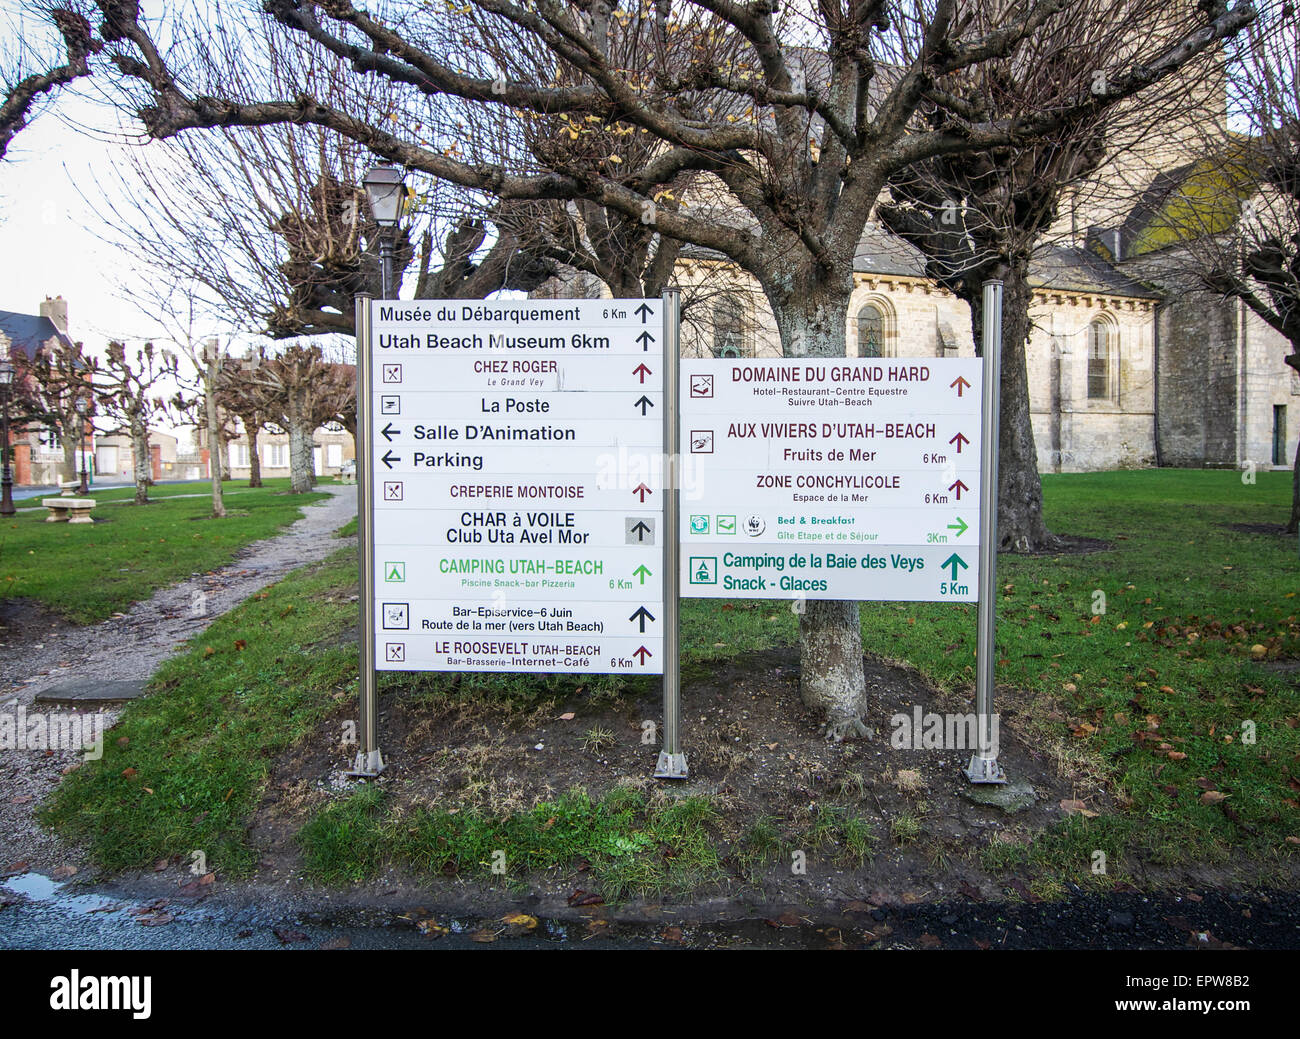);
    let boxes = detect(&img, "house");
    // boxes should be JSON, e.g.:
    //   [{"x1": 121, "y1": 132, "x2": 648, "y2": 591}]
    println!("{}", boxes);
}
[
  {"x1": 93, "y1": 428, "x2": 180, "y2": 481},
  {"x1": 227, "y1": 423, "x2": 355, "y2": 480},
  {"x1": 0, "y1": 296, "x2": 94, "y2": 485}
]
